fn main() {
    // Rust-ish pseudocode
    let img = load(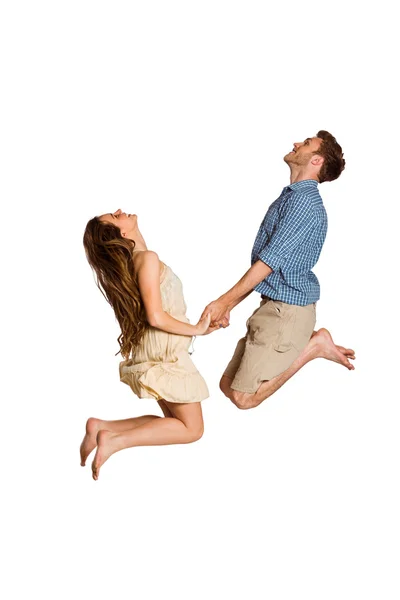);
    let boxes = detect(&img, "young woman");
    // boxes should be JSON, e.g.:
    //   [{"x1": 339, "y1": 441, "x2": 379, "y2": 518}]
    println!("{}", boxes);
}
[{"x1": 81, "y1": 209, "x2": 217, "y2": 480}]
